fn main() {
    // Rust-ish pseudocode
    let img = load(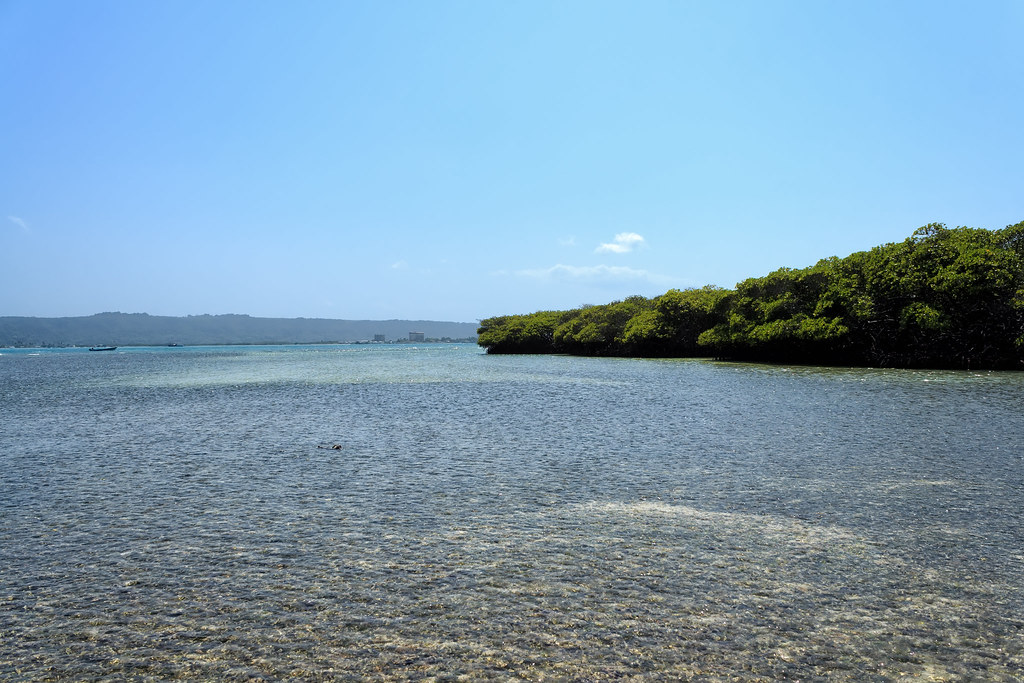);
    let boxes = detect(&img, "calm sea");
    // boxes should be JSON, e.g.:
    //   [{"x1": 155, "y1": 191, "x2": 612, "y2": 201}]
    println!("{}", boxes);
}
[{"x1": 1, "y1": 344, "x2": 1022, "y2": 680}]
